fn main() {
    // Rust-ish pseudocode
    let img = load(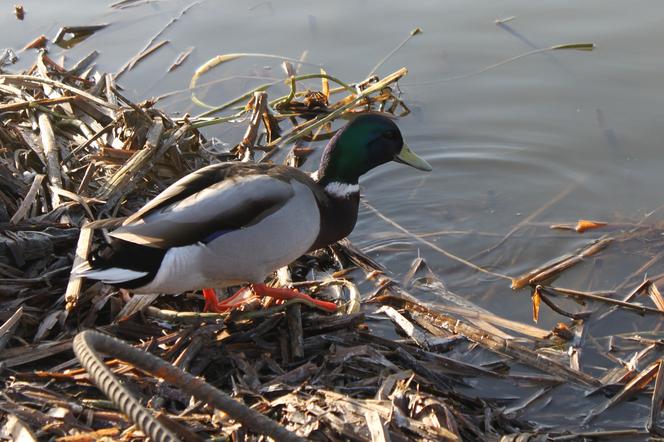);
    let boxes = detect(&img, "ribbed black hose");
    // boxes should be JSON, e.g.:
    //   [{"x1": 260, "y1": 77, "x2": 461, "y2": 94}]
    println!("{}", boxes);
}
[{"x1": 73, "y1": 330, "x2": 304, "y2": 442}]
